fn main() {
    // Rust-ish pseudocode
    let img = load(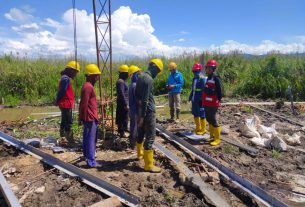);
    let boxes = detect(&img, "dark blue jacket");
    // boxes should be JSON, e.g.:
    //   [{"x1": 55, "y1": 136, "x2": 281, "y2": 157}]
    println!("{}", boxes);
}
[{"x1": 189, "y1": 76, "x2": 207, "y2": 102}]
